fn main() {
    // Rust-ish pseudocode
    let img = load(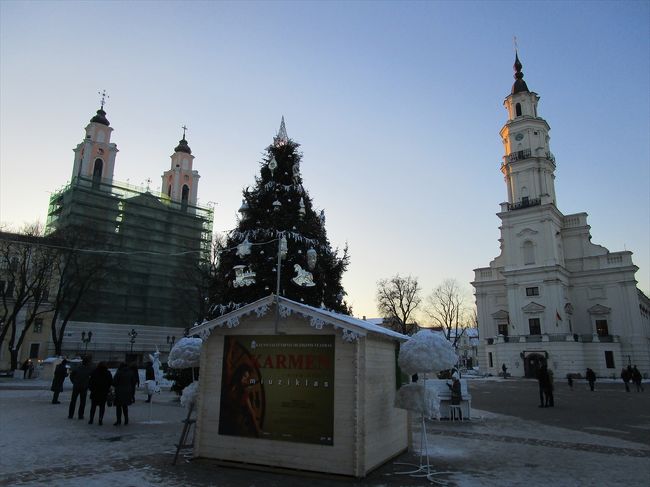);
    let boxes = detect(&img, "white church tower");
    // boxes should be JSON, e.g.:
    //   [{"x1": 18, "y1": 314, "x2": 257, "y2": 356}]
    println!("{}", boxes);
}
[
  {"x1": 473, "y1": 54, "x2": 650, "y2": 379},
  {"x1": 71, "y1": 91, "x2": 118, "y2": 190},
  {"x1": 161, "y1": 126, "x2": 200, "y2": 209}
]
